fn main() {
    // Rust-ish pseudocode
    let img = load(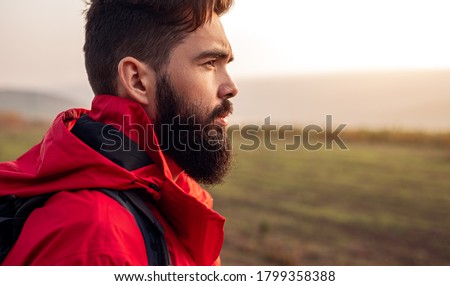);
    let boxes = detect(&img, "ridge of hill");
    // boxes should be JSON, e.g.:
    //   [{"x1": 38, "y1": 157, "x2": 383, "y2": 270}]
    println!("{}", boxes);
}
[{"x1": 0, "y1": 89, "x2": 79, "y2": 120}]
